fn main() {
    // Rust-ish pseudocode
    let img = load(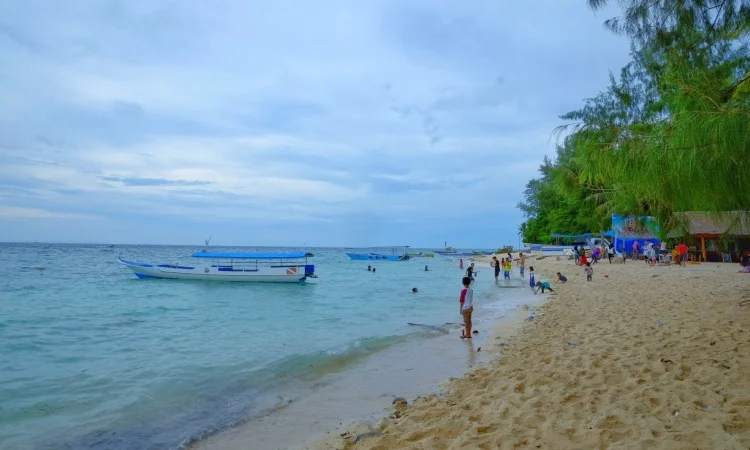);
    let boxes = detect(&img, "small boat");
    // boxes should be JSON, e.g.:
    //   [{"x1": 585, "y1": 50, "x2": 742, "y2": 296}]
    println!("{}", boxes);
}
[
  {"x1": 407, "y1": 252, "x2": 434, "y2": 258},
  {"x1": 346, "y1": 253, "x2": 410, "y2": 261},
  {"x1": 346, "y1": 246, "x2": 410, "y2": 261},
  {"x1": 120, "y1": 251, "x2": 316, "y2": 283}
]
